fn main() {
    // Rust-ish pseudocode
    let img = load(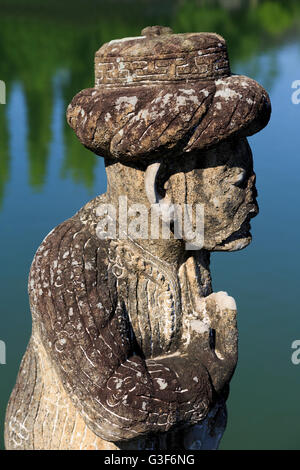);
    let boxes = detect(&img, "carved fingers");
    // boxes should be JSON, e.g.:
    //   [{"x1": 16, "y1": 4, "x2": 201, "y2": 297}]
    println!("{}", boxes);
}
[{"x1": 186, "y1": 291, "x2": 238, "y2": 394}]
